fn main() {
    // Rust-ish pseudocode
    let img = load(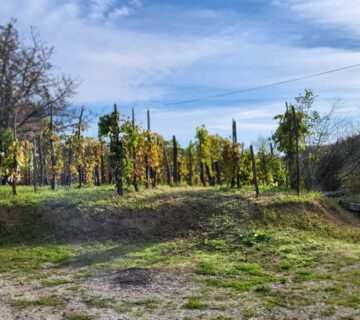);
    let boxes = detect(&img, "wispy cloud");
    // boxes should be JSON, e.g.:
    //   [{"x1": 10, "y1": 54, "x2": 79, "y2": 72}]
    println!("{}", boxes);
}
[
  {"x1": 1, "y1": 0, "x2": 359, "y2": 144},
  {"x1": 109, "y1": 6, "x2": 132, "y2": 18},
  {"x1": 273, "y1": 0, "x2": 360, "y2": 37}
]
